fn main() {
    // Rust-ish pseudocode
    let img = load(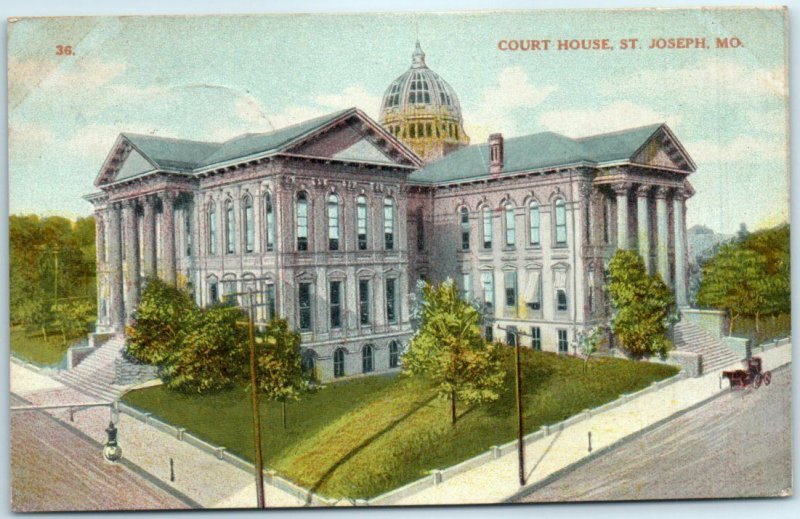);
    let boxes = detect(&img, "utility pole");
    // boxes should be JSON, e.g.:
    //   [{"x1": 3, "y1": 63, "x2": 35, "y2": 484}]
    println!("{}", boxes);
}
[
  {"x1": 247, "y1": 290, "x2": 266, "y2": 509},
  {"x1": 497, "y1": 324, "x2": 526, "y2": 486}
]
